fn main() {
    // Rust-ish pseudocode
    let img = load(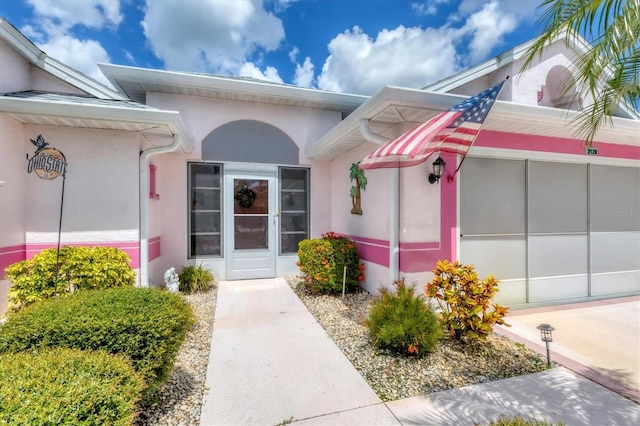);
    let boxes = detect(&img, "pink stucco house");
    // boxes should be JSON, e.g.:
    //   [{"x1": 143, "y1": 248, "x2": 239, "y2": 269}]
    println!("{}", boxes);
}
[{"x1": 1, "y1": 17, "x2": 638, "y2": 314}]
